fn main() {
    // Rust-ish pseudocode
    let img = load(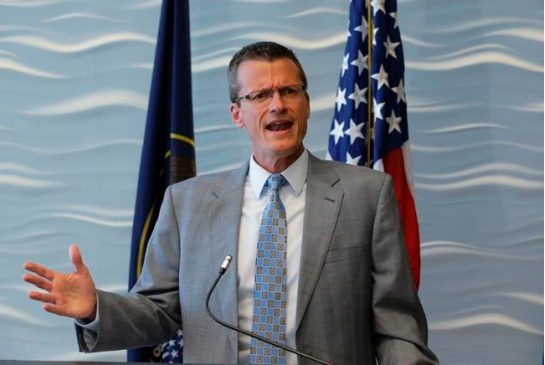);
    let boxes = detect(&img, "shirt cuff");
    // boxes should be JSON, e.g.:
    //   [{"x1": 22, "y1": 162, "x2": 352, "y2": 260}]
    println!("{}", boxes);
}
[{"x1": 74, "y1": 296, "x2": 100, "y2": 333}]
